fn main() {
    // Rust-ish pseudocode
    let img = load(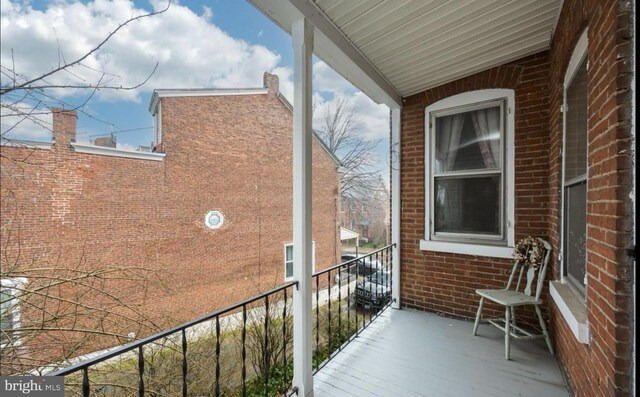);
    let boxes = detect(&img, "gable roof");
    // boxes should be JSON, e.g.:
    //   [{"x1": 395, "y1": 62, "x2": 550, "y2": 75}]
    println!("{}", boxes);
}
[{"x1": 149, "y1": 85, "x2": 343, "y2": 168}]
